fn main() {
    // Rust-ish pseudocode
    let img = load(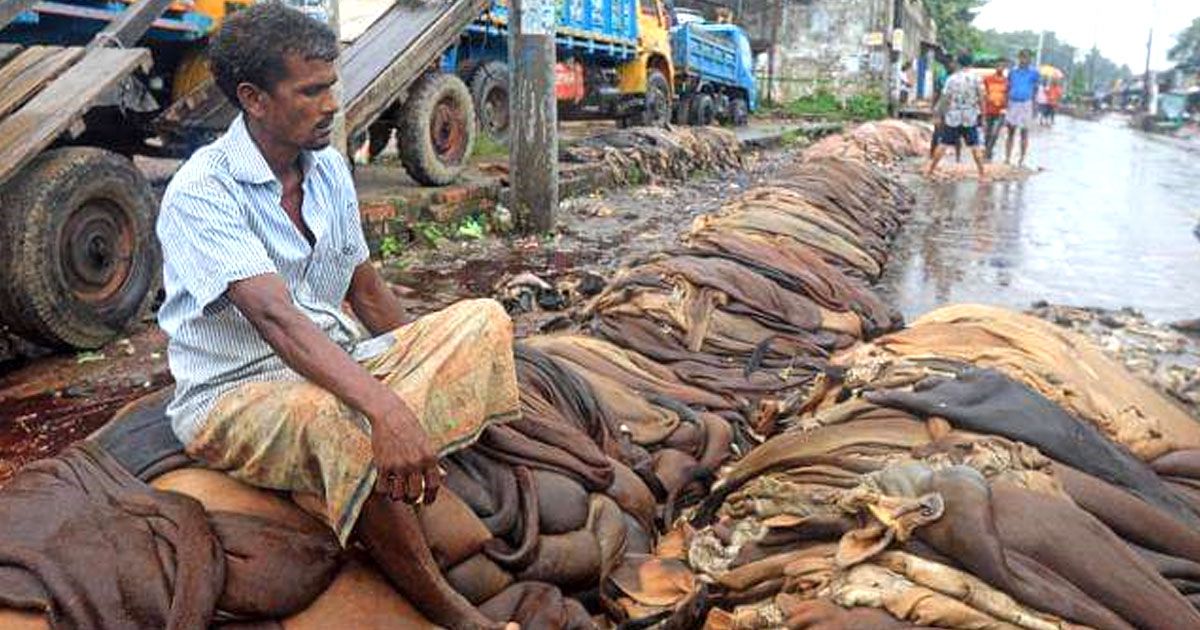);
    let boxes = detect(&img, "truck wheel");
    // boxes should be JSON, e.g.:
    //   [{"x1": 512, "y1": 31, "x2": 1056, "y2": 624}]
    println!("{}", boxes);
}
[
  {"x1": 673, "y1": 95, "x2": 692, "y2": 125},
  {"x1": 399, "y1": 72, "x2": 477, "y2": 186},
  {"x1": 690, "y1": 93, "x2": 715, "y2": 126},
  {"x1": 730, "y1": 97, "x2": 750, "y2": 127},
  {"x1": 0, "y1": 147, "x2": 160, "y2": 349},
  {"x1": 471, "y1": 61, "x2": 510, "y2": 145},
  {"x1": 640, "y1": 69, "x2": 671, "y2": 127}
]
